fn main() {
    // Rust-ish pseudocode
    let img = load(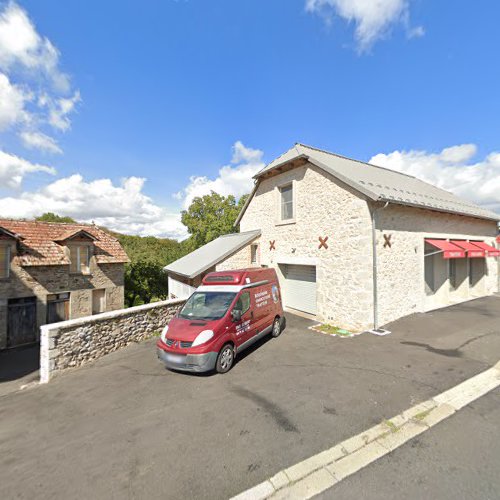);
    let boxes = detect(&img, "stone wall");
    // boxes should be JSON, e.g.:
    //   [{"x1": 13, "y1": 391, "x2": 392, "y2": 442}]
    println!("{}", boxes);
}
[
  {"x1": 216, "y1": 240, "x2": 261, "y2": 271},
  {"x1": 375, "y1": 203, "x2": 499, "y2": 326},
  {"x1": 239, "y1": 160, "x2": 499, "y2": 331},
  {"x1": 240, "y1": 162, "x2": 374, "y2": 330},
  {"x1": 40, "y1": 298, "x2": 186, "y2": 382},
  {"x1": 0, "y1": 257, "x2": 125, "y2": 348}
]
